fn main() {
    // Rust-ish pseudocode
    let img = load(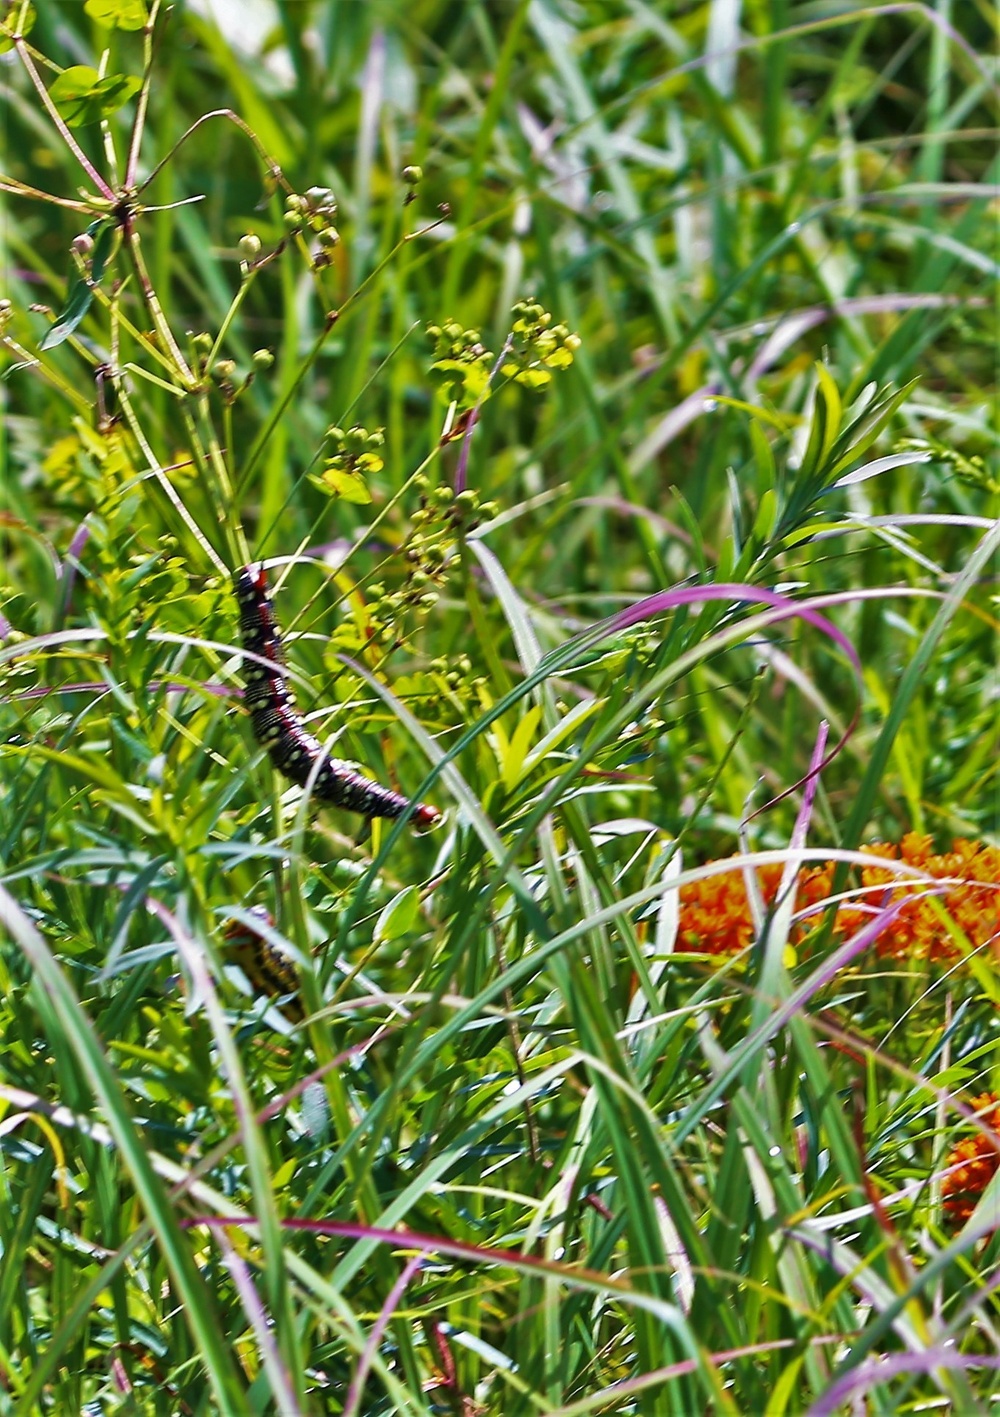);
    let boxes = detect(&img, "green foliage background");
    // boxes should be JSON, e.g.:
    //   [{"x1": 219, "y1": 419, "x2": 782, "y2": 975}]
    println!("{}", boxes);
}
[{"x1": 0, "y1": 0, "x2": 997, "y2": 1412}]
